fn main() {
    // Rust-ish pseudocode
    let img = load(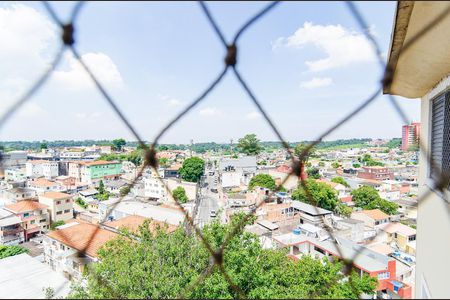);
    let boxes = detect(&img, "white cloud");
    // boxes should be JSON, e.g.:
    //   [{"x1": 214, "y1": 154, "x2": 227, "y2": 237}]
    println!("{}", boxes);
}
[
  {"x1": 53, "y1": 52, "x2": 124, "y2": 90},
  {"x1": 159, "y1": 94, "x2": 182, "y2": 107},
  {"x1": 300, "y1": 77, "x2": 333, "y2": 89},
  {"x1": 199, "y1": 107, "x2": 221, "y2": 116},
  {"x1": 246, "y1": 111, "x2": 262, "y2": 120},
  {"x1": 275, "y1": 22, "x2": 376, "y2": 71}
]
